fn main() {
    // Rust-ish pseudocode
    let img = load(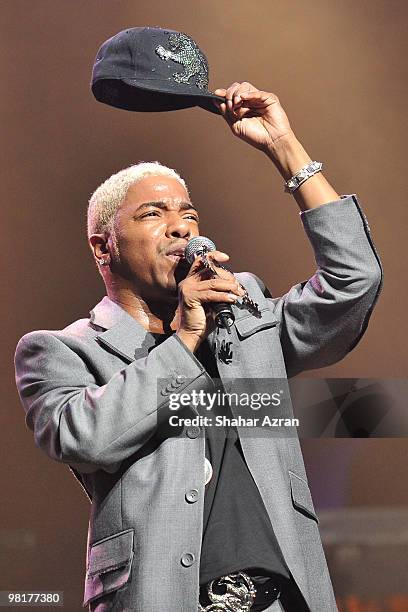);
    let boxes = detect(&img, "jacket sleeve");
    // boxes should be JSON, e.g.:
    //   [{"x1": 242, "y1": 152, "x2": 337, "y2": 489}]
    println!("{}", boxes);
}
[
  {"x1": 251, "y1": 194, "x2": 383, "y2": 378},
  {"x1": 14, "y1": 331, "x2": 212, "y2": 473}
]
